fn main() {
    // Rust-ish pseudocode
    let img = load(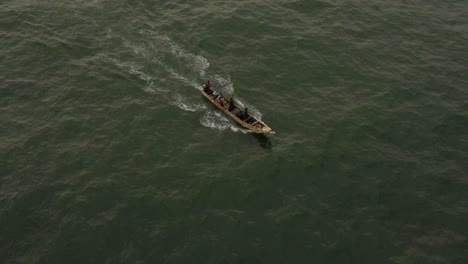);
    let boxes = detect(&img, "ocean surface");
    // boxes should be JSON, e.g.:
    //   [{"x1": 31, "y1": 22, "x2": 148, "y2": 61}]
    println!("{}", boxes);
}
[{"x1": 1, "y1": 1, "x2": 467, "y2": 263}]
